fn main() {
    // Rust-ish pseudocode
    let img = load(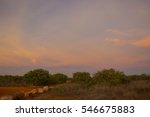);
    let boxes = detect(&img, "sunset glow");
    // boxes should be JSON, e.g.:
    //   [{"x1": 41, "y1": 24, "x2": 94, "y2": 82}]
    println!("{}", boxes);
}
[{"x1": 0, "y1": 0, "x2": 150, "y2": 75}]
